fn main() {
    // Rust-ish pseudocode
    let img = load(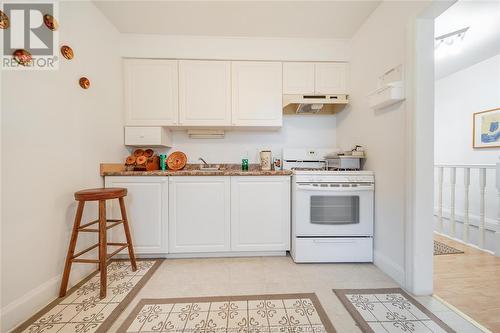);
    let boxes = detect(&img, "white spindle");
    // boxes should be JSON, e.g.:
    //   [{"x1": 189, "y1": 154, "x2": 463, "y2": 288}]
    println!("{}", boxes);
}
[
  {"x1": 463, "y1": 168, "x2": 470, "y2": 242},
  {"x1": 479, "y1": 168, "x2": 487, "y2": 249},
  {"x1": 450, "y1": 167, "x2": 457, "y2": 237},
  {"x1": 437, "y1": 167, "x2": 444, "y2": 232}
]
